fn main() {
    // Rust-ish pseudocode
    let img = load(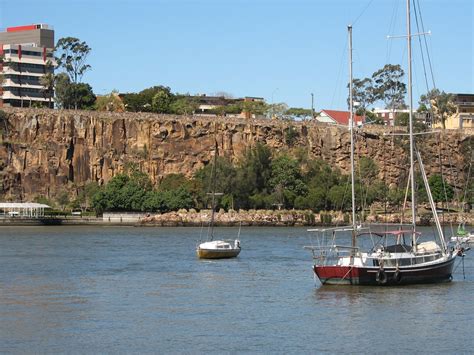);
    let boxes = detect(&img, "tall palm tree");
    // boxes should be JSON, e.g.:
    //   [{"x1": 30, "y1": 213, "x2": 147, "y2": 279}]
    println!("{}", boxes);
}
[
  {"x1": 40, "y1": 60, "x2": 55, "y2": 108},
  {"x1": 40, "y1": 73, "x2": 55, "y2": 108}
]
